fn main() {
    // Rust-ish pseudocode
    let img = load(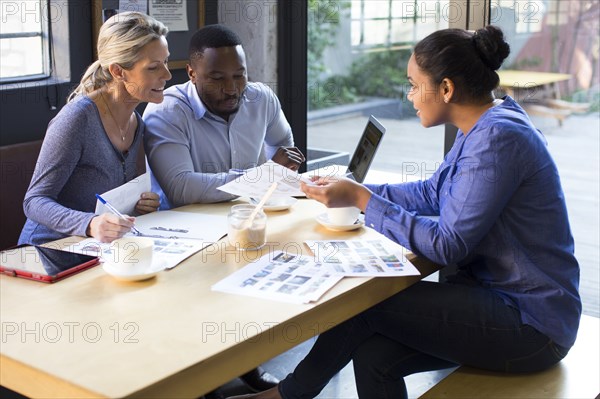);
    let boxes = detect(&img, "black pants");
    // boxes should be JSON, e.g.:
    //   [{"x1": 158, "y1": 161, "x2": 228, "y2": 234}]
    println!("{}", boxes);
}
[{"x1": 279, "y1": 281, "x2": 569, "y2": 399}]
